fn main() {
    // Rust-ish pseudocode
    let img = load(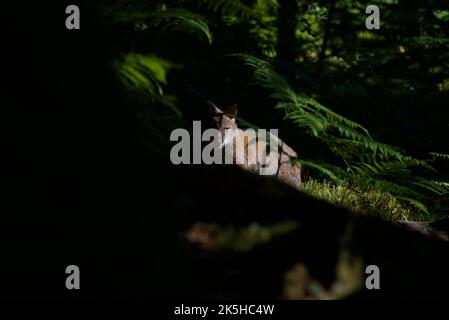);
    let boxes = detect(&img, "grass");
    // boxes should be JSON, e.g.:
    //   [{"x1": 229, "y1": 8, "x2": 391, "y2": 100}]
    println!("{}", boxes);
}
[{"x1": 302, "y1": 179, "x2": 428, "y2": 221}]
